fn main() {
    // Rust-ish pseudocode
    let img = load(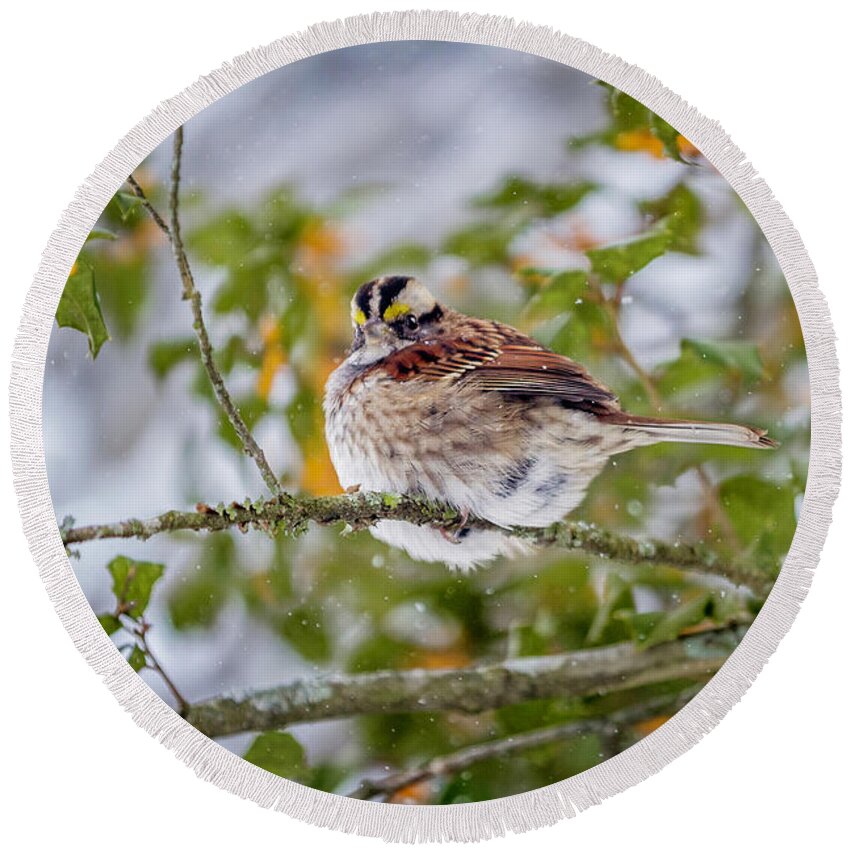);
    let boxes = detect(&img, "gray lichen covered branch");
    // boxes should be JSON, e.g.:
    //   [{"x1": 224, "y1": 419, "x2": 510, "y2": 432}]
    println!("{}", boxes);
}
[
  {"x1": 184, "y1": 625, "x2": 744, "y2": 738},
  {"x1": 59, "y1": 491, "x2": 770, "y2": 593}
]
